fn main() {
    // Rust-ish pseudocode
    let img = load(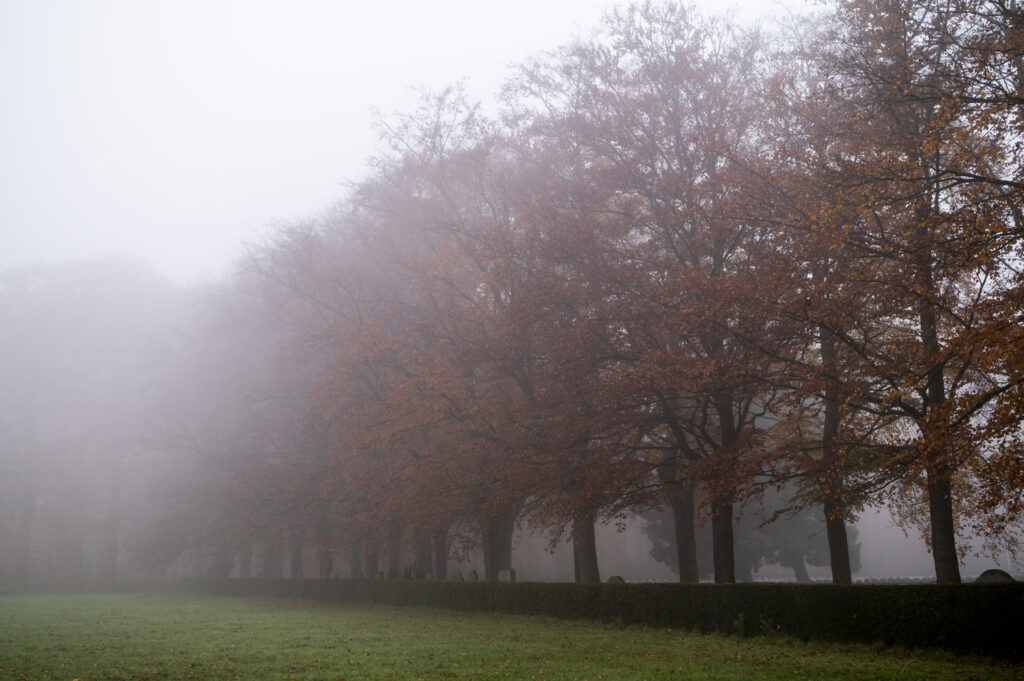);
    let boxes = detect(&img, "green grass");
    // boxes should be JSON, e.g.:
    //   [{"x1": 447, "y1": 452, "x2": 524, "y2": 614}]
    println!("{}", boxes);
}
[{"x1": 0, "y1": 594, "x2": 1017, "y2": 681}]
